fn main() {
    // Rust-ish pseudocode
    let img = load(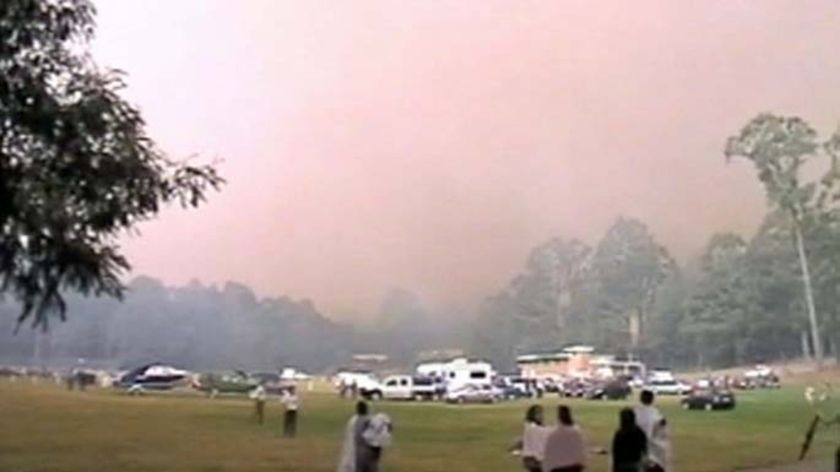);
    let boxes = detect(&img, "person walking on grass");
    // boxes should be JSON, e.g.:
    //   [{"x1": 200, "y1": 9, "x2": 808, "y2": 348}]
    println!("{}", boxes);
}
[
  {"x1": 612, "y1": 408, "x2": 647, "y2": 472},
  {"x1": 542, "y1": 405, "x2": 587, "y2": 472},
  {"x1": 281, "y1": 386, "x2": 300, "y2": 437},
  {"x1": 250, "y1": 384, "x2": 267, "y2": 424},
  {"x1": 633, "y1": 390, "x2": 671, "y2": 472},
  {"x1": 338, "y1": 401, "x2": 370, "y2": 472},
  {"x1": 520, "y1": 404, "x2": 550, "y2": 472}
]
